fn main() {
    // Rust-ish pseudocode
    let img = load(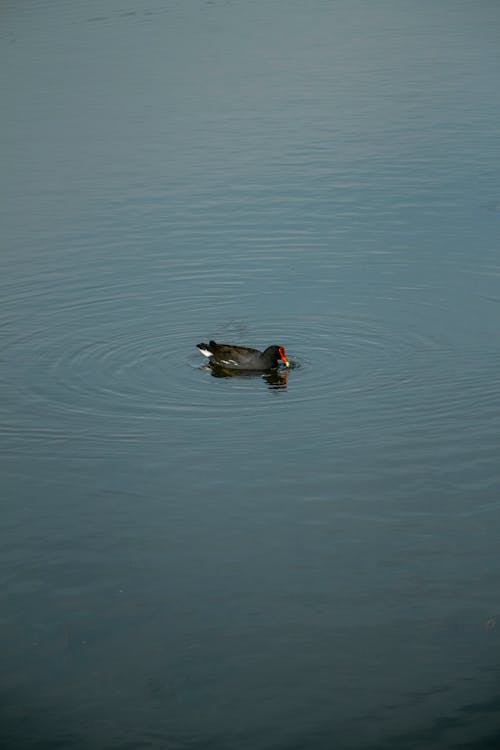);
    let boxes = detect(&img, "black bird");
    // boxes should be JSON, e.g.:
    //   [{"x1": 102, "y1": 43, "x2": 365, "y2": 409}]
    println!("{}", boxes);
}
[{"x1": 197, "y1": 340, "x2": 290, "y2": 370}]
